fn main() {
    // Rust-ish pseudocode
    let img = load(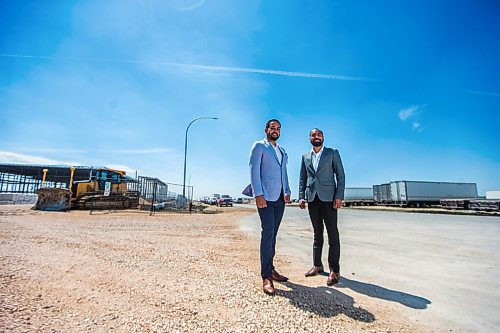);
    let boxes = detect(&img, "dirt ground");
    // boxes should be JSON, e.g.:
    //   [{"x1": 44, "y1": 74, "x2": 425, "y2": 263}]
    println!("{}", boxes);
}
[{"x1": 1, "y1": 205, "x2": 420, "y2": 332}]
